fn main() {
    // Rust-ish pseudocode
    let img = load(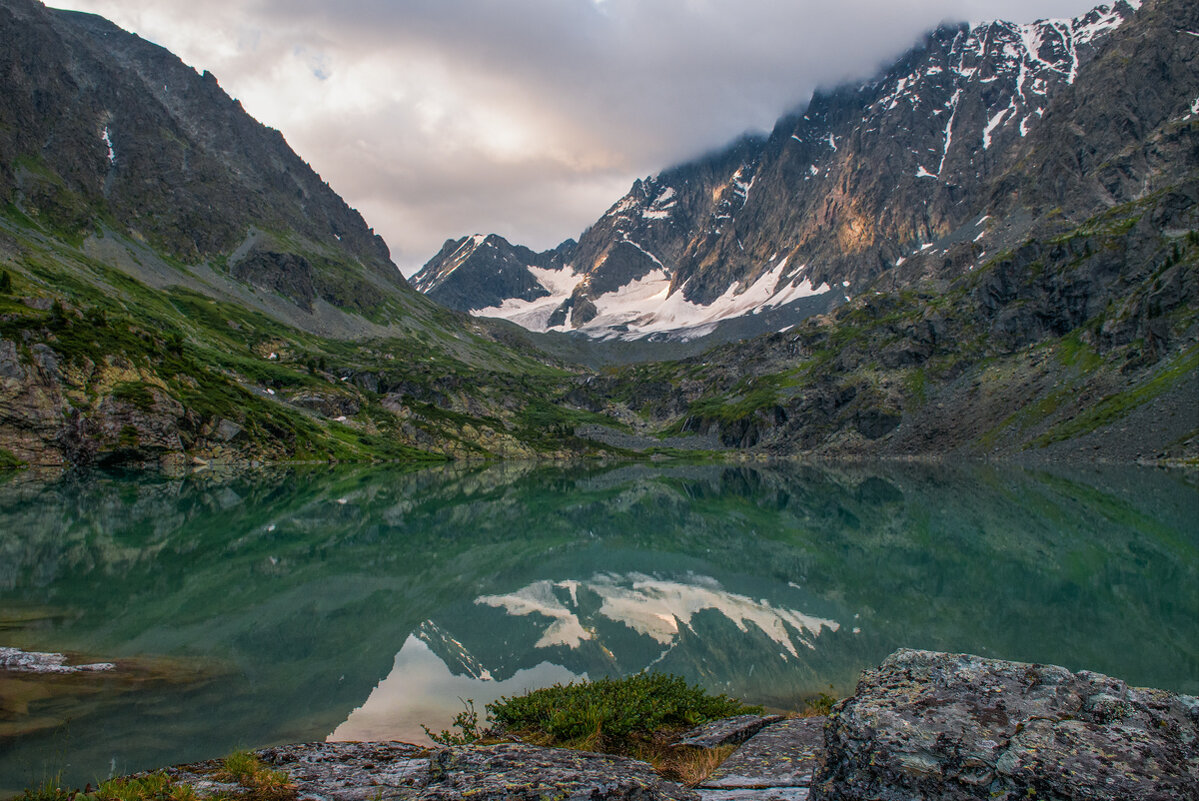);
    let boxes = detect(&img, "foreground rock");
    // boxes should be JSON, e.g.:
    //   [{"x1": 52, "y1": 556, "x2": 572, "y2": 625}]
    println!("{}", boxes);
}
[
  {"x1": 813, "y1": 649, "x2": 1199, "y2": 800},
  {"x1": 699, "y1": 717, "x2": 824, "y2": 801},
  {"x1": 169, "y1": 742, "x2": 696, "y2": 801},
  {"x1": 422, "y1": 744, "x2": 696, "y2": 801}
]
